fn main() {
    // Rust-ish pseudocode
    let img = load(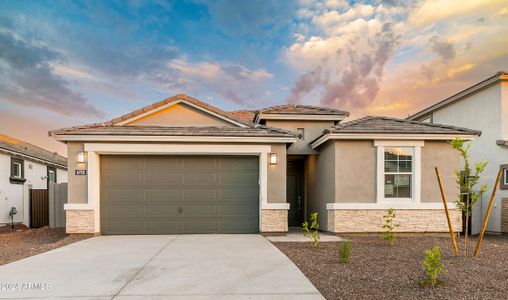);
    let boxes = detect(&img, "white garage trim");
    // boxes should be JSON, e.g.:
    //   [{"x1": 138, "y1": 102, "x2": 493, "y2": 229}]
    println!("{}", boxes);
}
[{"x1": 65, "y1": 143, "x2": 288, "y2": 232}]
